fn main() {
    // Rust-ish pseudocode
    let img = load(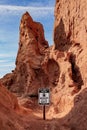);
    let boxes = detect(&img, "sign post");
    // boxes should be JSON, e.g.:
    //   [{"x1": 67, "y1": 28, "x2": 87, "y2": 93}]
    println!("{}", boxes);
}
[
  {"x1": 38, "y1": 88, "x2": 50, "y2": 120},
  {"x1": 43, "y1": 105, "x2": 45, "y2": 120}
]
